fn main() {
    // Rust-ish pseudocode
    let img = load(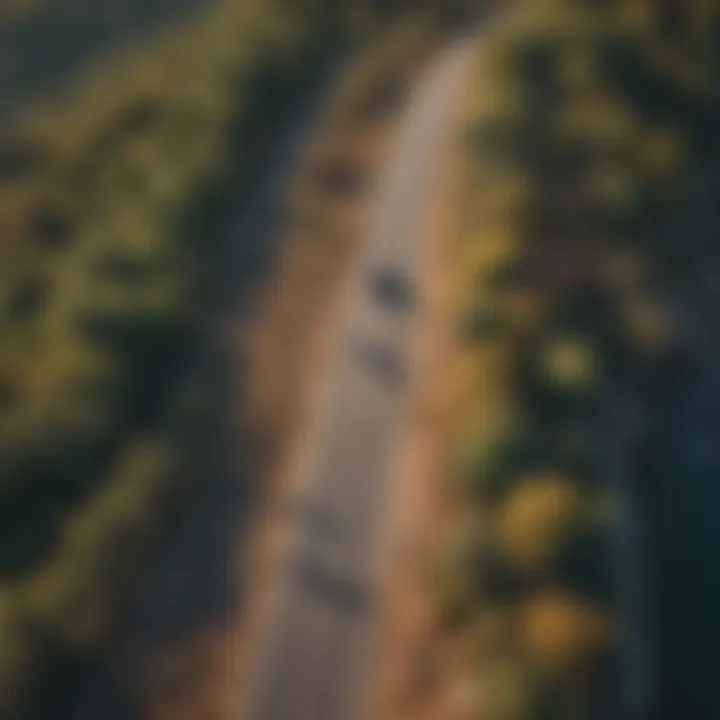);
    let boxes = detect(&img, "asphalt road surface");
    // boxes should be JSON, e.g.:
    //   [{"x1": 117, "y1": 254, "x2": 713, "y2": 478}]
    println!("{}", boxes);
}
[{"x1": 240, "y1": 40, "x2": 474, "y2": 720}]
